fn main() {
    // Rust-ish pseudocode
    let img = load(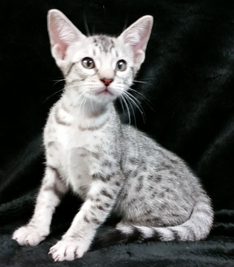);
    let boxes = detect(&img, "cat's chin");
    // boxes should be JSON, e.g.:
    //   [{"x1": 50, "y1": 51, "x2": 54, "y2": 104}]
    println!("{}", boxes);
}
[{"x1": 90, "y1": 88, "x2": 118, "y2": 104}]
